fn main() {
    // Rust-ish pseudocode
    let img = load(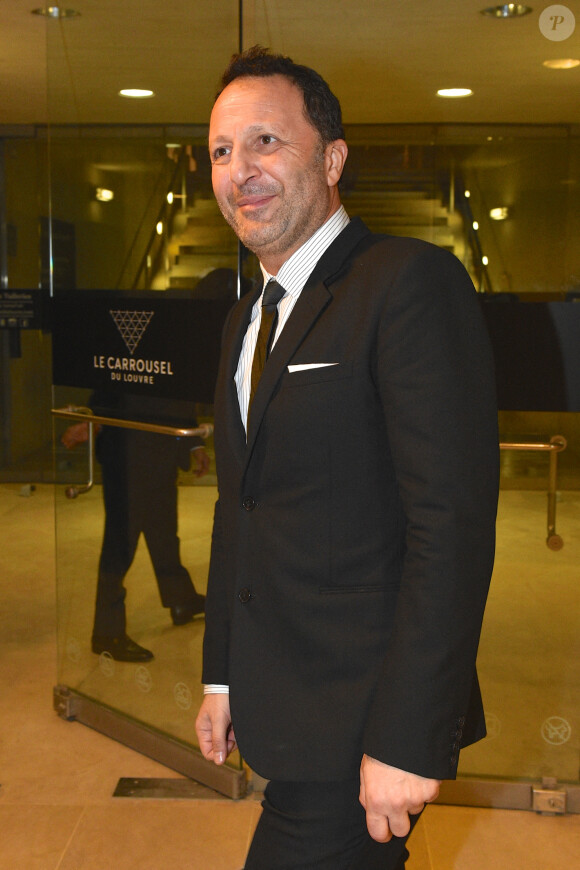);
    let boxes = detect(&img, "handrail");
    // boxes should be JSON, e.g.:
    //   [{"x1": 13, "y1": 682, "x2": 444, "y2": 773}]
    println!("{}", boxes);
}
[
  {"x1": 499, "y1": 437, "x2": 566, "y2": 453},
  {"x1": 115, "y1": 149, "x2": 187, "y2": 291},
  {"x1": 454, "y1": 175, "x2": 493, "y2": 294},
  {"x1": 52, "y1": 405, "x2": 213, "y2": 438},
  {"x1": 52, "y1": 405, "x2": 213, "y2": 499},
  {"x1": 499, "y1": 435, "x2": 567, "y2": 550}
]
